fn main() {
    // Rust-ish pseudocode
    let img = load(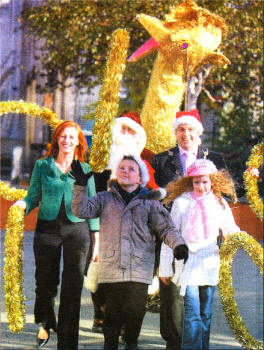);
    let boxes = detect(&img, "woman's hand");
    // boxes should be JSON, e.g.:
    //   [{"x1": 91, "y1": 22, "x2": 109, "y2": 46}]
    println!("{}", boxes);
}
[
  {"x1": 91, "y1": 232, "x2": 99, "y2": 262},
  {"x1": 91, "y1": 254, "x2": 98, "y2": 262},
  {"x1": 70, "y1": 160, "x2": 94, "y2": 186},
  {"x1": 12, "y1": 200, "x2": 26, "y2": 210},
  {"x1": 159, "y1": 277, "x2": 172, "y2": 286}
]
